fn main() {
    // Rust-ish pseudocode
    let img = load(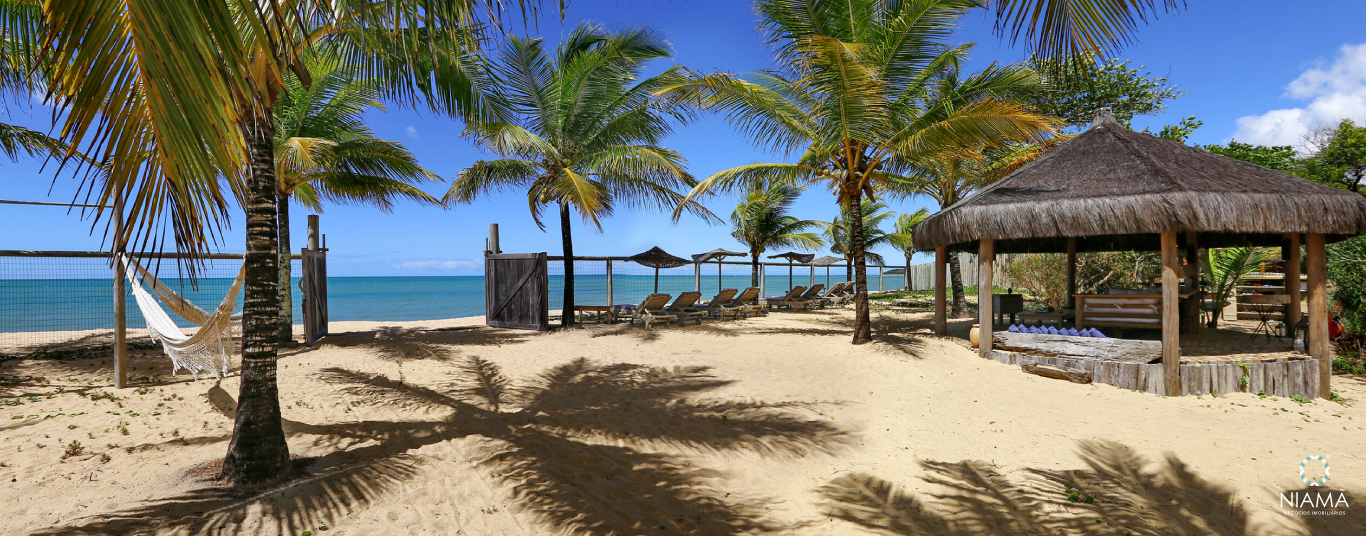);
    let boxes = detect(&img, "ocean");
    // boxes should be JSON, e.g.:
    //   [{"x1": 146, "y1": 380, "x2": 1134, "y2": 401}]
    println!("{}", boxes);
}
[{"x1": 0, "y1": 271, "x2": 900, "y2": 334}]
